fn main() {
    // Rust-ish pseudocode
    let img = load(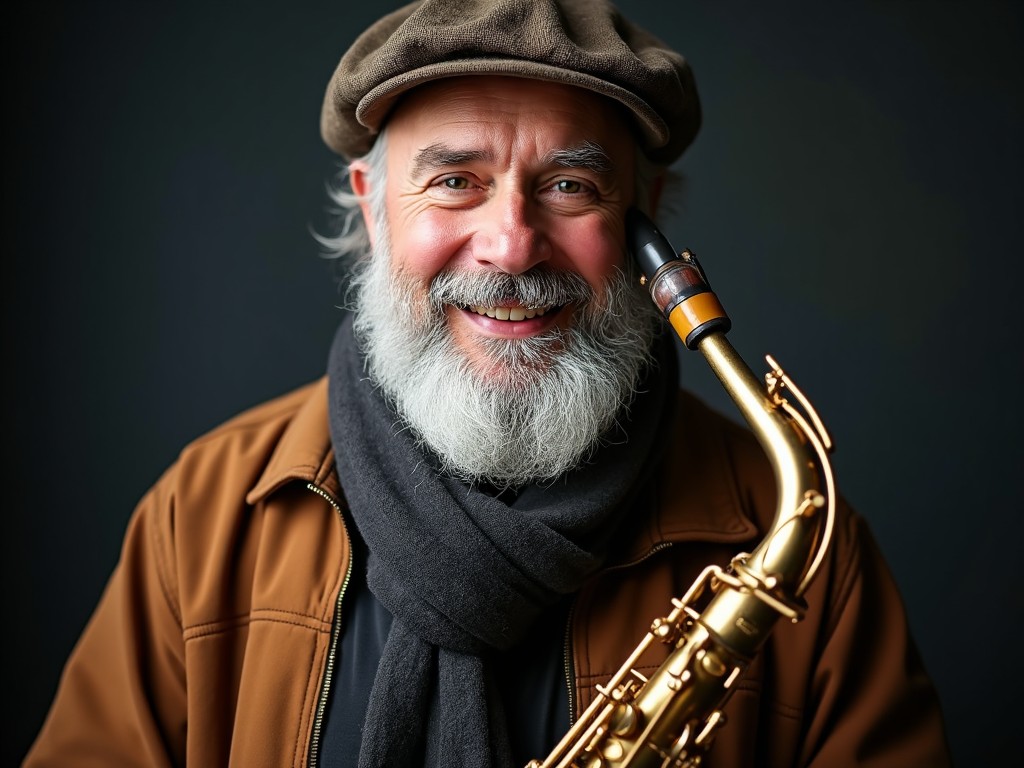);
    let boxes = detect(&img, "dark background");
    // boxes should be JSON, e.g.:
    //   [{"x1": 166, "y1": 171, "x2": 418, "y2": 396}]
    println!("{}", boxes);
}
[{"x1": 5, "y1": 2, "x2": 1021, "y2": 766}]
